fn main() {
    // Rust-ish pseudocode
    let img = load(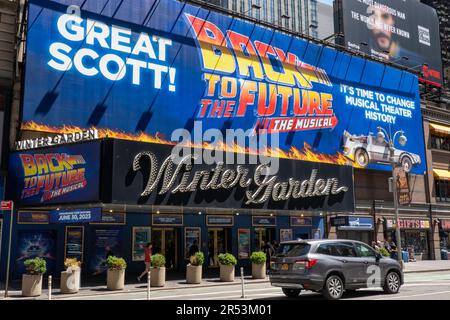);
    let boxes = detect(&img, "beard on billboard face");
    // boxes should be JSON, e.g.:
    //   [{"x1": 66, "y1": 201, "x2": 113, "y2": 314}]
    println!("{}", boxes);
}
[{"x1": 373, "y1": 32, "x2": 391, "y2": 51}]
